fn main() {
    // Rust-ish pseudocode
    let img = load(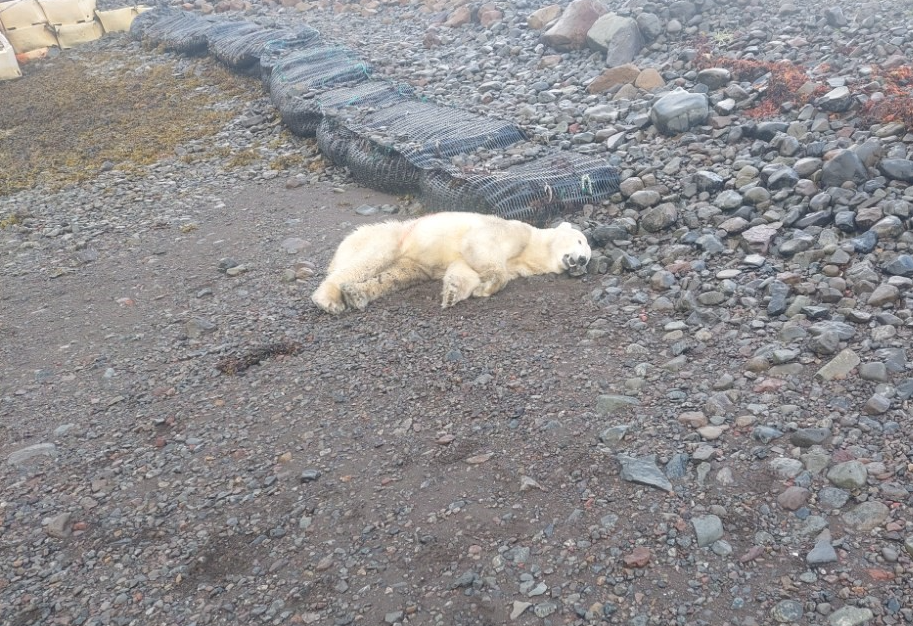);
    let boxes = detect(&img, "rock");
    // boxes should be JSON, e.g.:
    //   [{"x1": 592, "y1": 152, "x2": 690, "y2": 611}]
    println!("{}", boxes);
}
[
  {"x1": 692, "y1": 514, "x2": 724, "y2": 547},
  {"x1": 650, "y1": 90, "x2": 709, "y2": 135},
  {"x1": 863, "y1": 393, "x2": 891, "y2": 415},
  {"x1": 587, "y1": 63, "x2": 640, "y2": 94},
  {"x1": 7, "y1": 443, "x2": 57, "y2": 466},
  {"x1": 634, "y1": 68, "x2": 664, "y2": 91},
  {"x1": 877, "y1": 158, "x2": 913, "y2": 183},
  {"x1": 790, "y1": 428, "x2": 830, "y2": 447},
  {"x1": 904, "y1": 536, "x2": 913, "y2": 558},
  {"x1": 817, "y1": 86, "x2": 854, "y2": 113},
  {"x1": 640, "y1": 203, "x2": 677, "y2": 232},
  {"x1": 807, "y1": 535, "x2": 838, "y2": 565},
  {"x1": 541, "y1": 0, "x2": 607, "y2": 50},
  {"x1": 384, "y1": 611, "x2": 404, "y2": 624},
  {"x1": 842, "y1": 501, "x2": 890, "y2": 532},
  {"x1": 45, "y1": 512, "x2": 72, "y2": 539},
  {"x1": 300, "y1": 469, "x2": 322, "y2": 482},
  {"x1": 510, "y1": 601, "x2": 532, "y2": 619},
  {"x1": 443, "y1": 6, "x2": 470, "y2": 28},
  {"x1": 585, "y1": 14, "x2": 643, "y2": 67},
  {"x1": 818, "y1": 487, "x2": 850, "y2": 509},
  {"x1": 821, "y1": 149, "x2": 868, "y2": 188},
  {"x1": 697, "y1": 68, "x2": 731, "y2": 90},
  {"x1": 635, "y1": 12, "x2": 662, "y2": 40},
  {"x1": 867, "y1": 284, "x2": 899, "y2": 307},
  {"x1": 816, "y1": 349, "x2": 860, "y2": 380},
  {"x1": 824, "y1": 6, "x2": 847, "y2": 27},
  {"x1": 777, "y1": 486, "x2": 811, "y2": 510},
  {"x1": 617, "y1": 454, "x2": 673, "y2": 492},
  {"x1": 623, "y1": 546, "x2": 652, "y2": 567},
  {"x1": 597, "y1": 394, "x2": 640, "y2": 414},
  {"x1": 827, "y1": 461, "x2": 867, "y2": 490},
  {"x1": 827, "y1": 606, "x2": 874, "y2": 626},
  {"x1": 771, "y1": 599, "x2": 804, "y2": 623},
  {"x1": 883, "y1": 254, "x2": 913, "y2": 277},
  {"x1": 527, "y1": 4, "x2": 561, "y2": 30}
]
